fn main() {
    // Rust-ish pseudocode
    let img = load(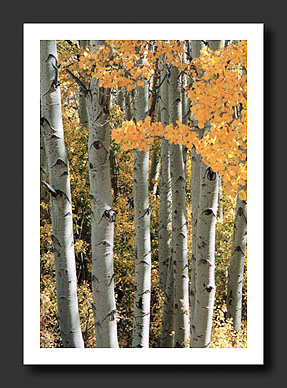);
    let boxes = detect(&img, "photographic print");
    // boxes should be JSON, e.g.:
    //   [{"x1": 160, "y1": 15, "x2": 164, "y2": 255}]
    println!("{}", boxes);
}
[{"x1": 24, "y1": 23, "x2": 263, "y2": 364}]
